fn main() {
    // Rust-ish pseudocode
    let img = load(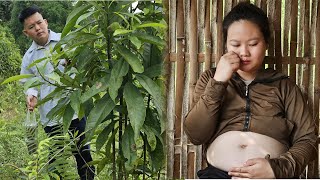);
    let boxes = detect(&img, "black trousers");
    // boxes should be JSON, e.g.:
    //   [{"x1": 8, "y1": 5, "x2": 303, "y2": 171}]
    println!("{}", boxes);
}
[
  {"x1": 44, "y1": 117, "x2": 95, "y2": 180},
  {"x1": 197, "y1": 164, "x2": 231, "y2": 179}
]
